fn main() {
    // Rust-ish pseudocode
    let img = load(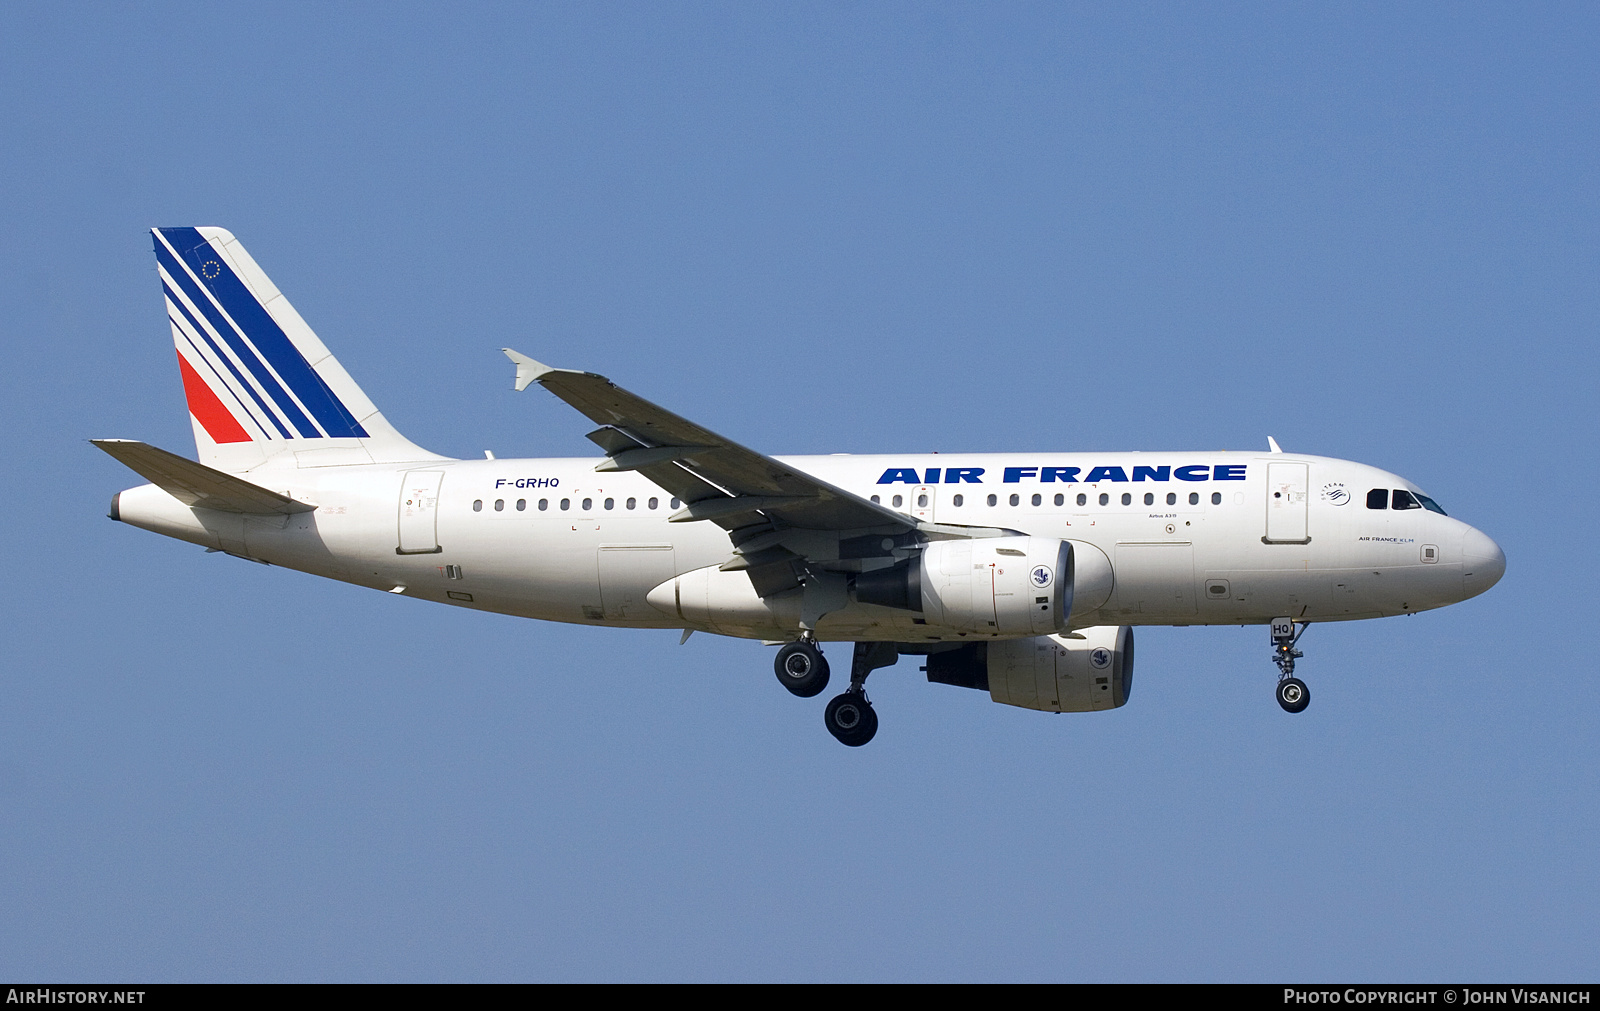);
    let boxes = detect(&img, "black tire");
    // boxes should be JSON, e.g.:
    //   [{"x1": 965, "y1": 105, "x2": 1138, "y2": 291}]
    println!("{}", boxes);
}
[
  {"x1": 774, "y1": 641, "x2": 830, "y2": 698},
  {"x1": 1277, "y1": 677, "x2": 1310, "y2": 713},
  {"x1": 824, "y1": 691, "x2": 879, "y2": 747}
]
